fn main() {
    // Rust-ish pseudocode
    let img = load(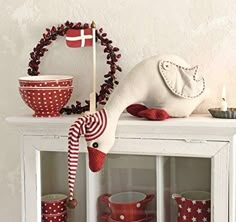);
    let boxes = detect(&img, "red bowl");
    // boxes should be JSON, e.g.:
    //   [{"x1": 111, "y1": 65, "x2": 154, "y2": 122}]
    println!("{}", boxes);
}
[
  {"x1": 101, "y1": 213, "x2": 155, "y2": 222},
  {"x1": 100, "y1": 192, "x2": 154, "y2": 222},
  {"x1": 41, "y1": 194, "x2": 67, "y2": 215},
  {"x1": 19, "y1": 75, "x2": 73, "y2": 87},
  {"x1": 42, "y1": 211, "x2": 67, "y2": 222},
  {"x1": 19, "y1": 86, "x2": 73, "y2": 117}
]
